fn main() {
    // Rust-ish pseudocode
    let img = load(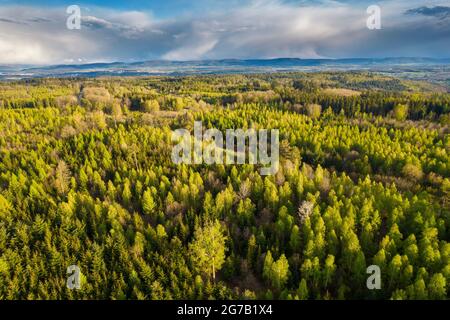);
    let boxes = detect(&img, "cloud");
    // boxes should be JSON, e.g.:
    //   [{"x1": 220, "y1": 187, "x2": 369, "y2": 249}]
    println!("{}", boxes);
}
[
  {"x1": 27, "y1": 17, "x2": 53, "y2": 23},
  {"x1": 405, "y1": 6, "x2": 450, "y2": 19},
  {"x1": 81, "y1": 14, "x2": 161, "y2": 39},
  {"x1": 0, "y1": 17, "x2": 28, "y2": 25},
  {"x1": 163, "y1": 39, "x2": 219, "y2": 60},
  {"x1": 0, "y1": 1, "x2": 448, "y2": 64}
]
